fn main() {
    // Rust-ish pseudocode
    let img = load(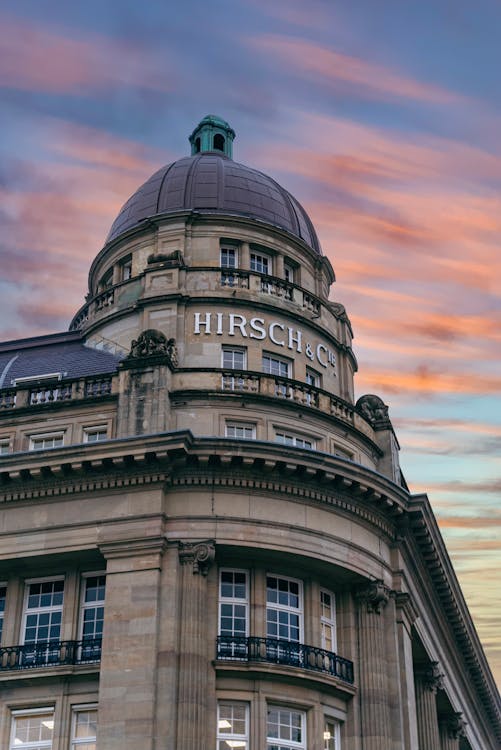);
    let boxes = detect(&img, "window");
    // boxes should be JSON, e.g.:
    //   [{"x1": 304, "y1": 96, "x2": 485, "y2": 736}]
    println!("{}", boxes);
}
[
  {"x1": 218, "y1": 569, "x2": 248, "y2": 658},
  {"x1": 21, "y1": 578, "x2": 64, "y2": 665},
  {"x1": 100, "y1": 268, "x2": 113, "y2": 290},
  {"x1": 0, "y1": 584, "x2": 6, "y2": 643},
  {"x1": 284, "y1": 262, "x2": 295, "y2": 284},
  {"x1": 29, "y1": 432, "x2": 64, "y2": 451},
  {"x1": 305, "y1": 367, "x2": 321, "y2": 389},
  {"x1": 221, "y1": 246, "x2": 237, "y2": 269},
  {"x1": 324, "y1": 719, "x2": 340, "y2": 750},
  {"x1": 10, "y1": 709, "x2": 54, "y2": 750},
  {"x1": 217, "y1": 702, "x2": 248, "y2": 749},
  {"x1": 80, "y1": 575, "x2": 105, "y2": 644},
  {"x1": 71, "y1": 706, "x2": 97, "y2": 749},
  {"x1": 250, "y1": 251, "x2": 270, "y2": 275},
  {"x1": 266, "y1": 575, "x2": 302, "y2": 645},
  {"x1": 83, "y1": 425, "x2": 108, "y2": 443},
  {"x1": 262, "y1": 354, "x2": 291, "y2": 379},
  {"x1": 222, "y1": 347, "x2": 247, "y2": 390},
  {"x1": 214, "y1": 133, "x2": 225, "y2": 151},
  {"x1": 275, "y1": 432, "x2": 314, "y2": 450},
  {"x1": 267, "y1": 706, "x2": 305, "y2": 750},
  {"x1": 320, "y1": 589, "x2": 336, "y2": 652},
  {"x1": 120, "y1": 256, "x2": 132, "y2": 281},
  {"x1": 332, "y1": 445, "x2": 353, "y2": 461},
  {"x1": 0, "y1": 438, "x2": 9, "y2": 454},
  {"x1": 225, "y1": 422, "x2": 256, "y2": 440}
]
